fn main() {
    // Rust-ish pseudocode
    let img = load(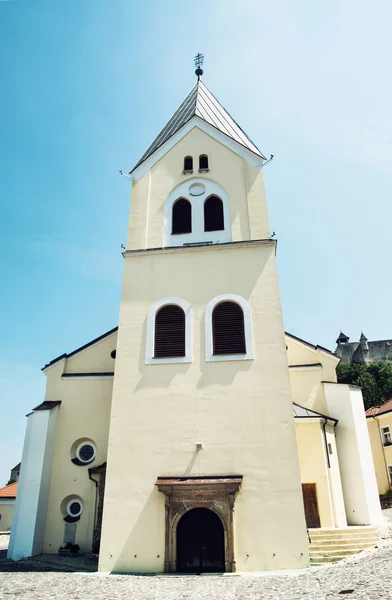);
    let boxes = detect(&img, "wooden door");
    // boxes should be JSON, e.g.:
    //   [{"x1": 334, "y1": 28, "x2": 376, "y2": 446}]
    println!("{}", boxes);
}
[{"x1": 302, "y1": 483, "x2": 321, "y2": 528}]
